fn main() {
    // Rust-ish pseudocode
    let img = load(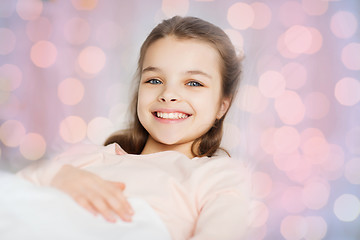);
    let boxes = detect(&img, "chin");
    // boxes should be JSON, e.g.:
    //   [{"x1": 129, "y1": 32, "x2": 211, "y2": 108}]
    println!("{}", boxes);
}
[
  {"x1": 152, "y1": 133, "x2": 188, "y2": 146},
  {"x1": 156, "y1": 137, "x2": 181, "y2": 146}
]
